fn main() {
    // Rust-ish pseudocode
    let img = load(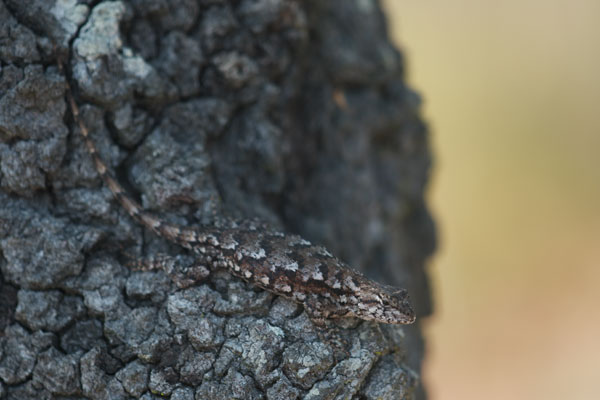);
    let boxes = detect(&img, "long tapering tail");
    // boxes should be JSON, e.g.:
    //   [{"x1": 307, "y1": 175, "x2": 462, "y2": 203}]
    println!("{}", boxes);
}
[{"x1": 59, "y1": 57, "x2": 201, "y2": 250}]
